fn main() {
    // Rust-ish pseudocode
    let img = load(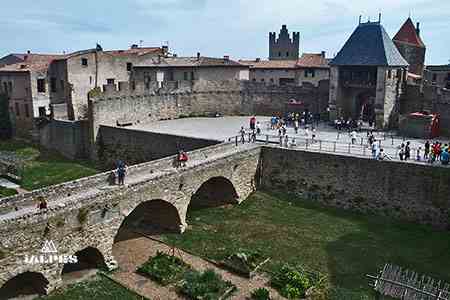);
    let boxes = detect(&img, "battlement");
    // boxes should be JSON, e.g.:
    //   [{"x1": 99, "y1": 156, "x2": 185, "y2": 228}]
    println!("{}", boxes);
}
[{"x1": 269, "y1": 25, "x2": 300, "y2": 60}]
